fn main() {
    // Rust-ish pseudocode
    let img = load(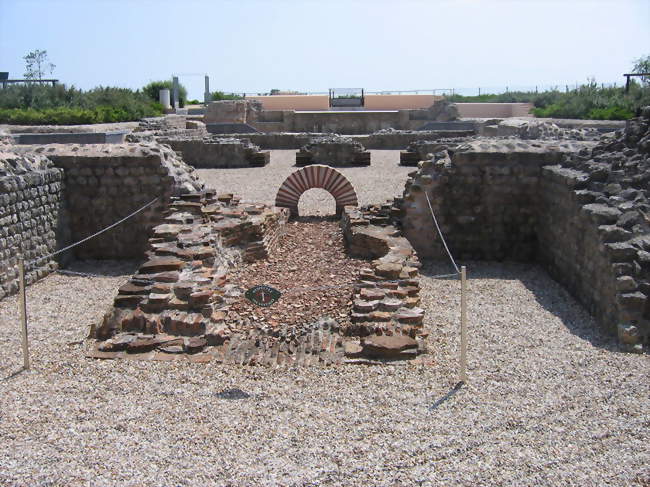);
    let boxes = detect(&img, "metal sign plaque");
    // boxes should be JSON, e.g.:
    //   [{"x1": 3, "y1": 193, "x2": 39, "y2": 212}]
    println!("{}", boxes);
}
[{"x1": 244, "y1": 285, "x2": 282, "y2": 307}]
